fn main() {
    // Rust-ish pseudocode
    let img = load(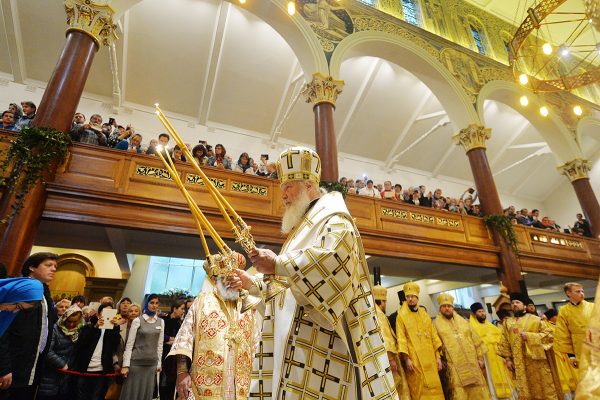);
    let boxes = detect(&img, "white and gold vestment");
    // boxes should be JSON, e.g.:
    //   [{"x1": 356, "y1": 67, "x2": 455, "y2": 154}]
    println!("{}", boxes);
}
[{"x1": 249, "y1": 191, "x2": 397, "y2": 399}]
